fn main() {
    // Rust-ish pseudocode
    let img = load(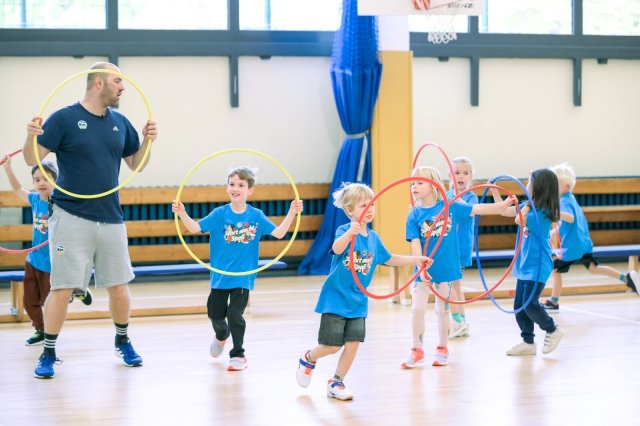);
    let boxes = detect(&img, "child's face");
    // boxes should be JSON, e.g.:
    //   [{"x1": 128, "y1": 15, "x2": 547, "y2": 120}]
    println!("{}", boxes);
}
[
  {"x1": 411, "y1": 179, "x2": 435, "y2": 204},
  {"x1": 451, "y1": 163, "x2": 473, "y2": 190},
  {"x1": 32, "y1": 169, "x2": 54, "y2": 198},
  {"x1": 558, "y1": 180, "x2": 571, "y2": 195},
  {"x1": 226, "y1": 174, "x2": 254, "y2": 203},
  {"x1": 348, "y1": 196, "x2": 375, "y2": 224}
]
